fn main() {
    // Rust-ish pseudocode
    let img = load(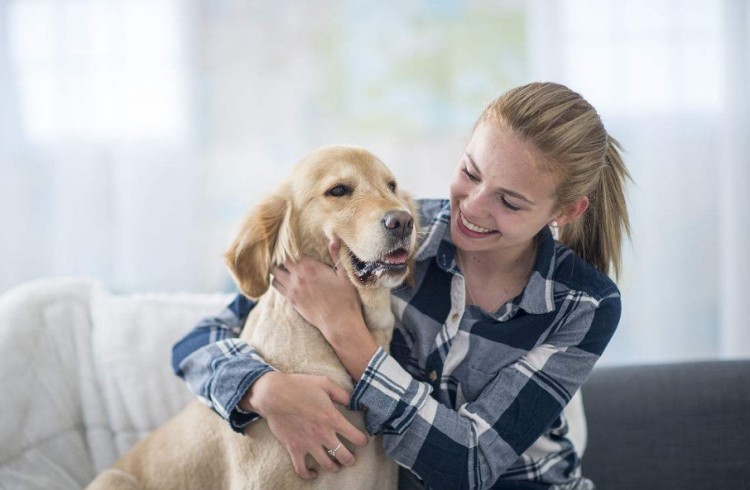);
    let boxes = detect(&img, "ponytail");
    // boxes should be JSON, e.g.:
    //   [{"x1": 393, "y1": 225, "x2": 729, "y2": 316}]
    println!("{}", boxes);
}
[{"x1": 558, "y1": 136, "x2": 631, "y2": 279}]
